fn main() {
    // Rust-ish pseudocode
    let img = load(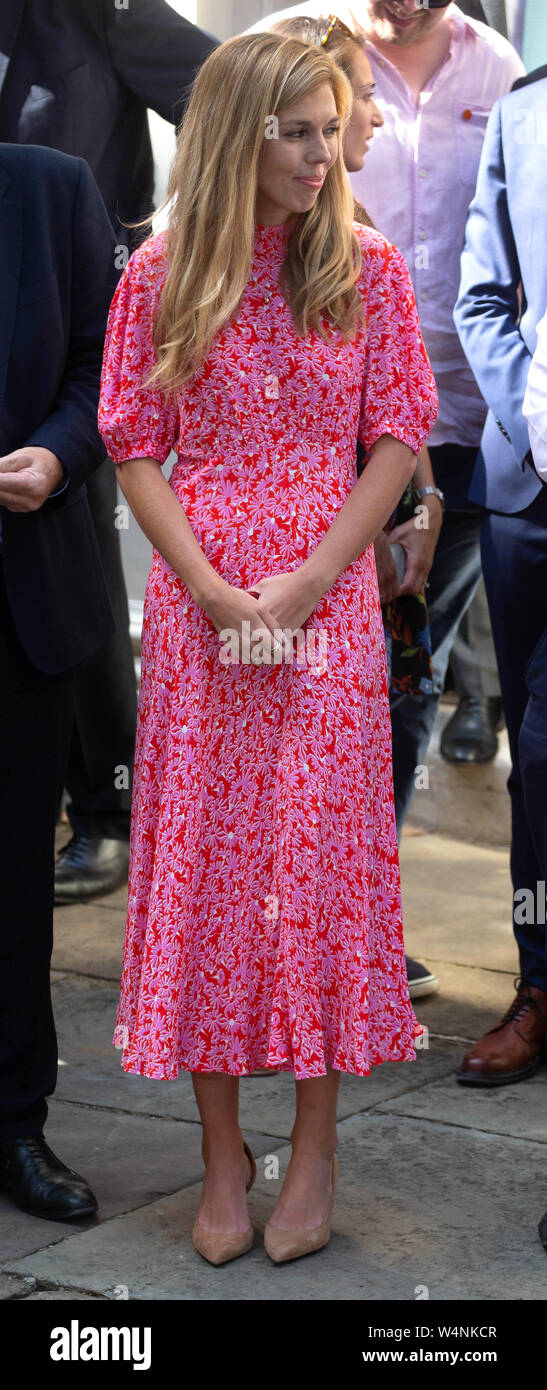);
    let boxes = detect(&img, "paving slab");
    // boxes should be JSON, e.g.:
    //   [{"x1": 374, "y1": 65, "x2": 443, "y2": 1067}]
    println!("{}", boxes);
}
[
  {"x1": 0, "y1": 1273, "x2": 36, "y2": 1299},
  {"x1": 400, "y1": 834, "x2": 515, "y2": 972},
  {"x1": 50, "y1": 974, "x2": 460, "y2": 1133},
  {"x1": 405, "y1": 960, "x2": 520, "y2": 1042},
  {"x1": 377, "y1": 1064, "x2": 547, "y2": 1145},
  {"x1": 52, "y1": 906, "x2": 125, "y2": 982},
  {"x1": 5, "y1": 1115, "x2": 546, "y2": 1301},
  {"x1": 407, "y1": 704, "x2": 511, "y2": 848},
  {"x1": 0, "y1": 1099, "x2": 278, "y2": 1264}
]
